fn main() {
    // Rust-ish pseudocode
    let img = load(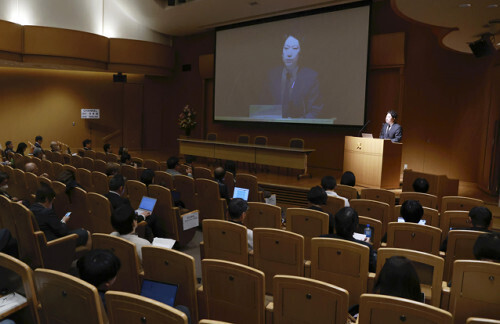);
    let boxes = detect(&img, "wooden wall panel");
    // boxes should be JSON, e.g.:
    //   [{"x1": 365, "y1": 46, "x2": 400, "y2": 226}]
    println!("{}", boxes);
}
[
  {"x1": 0, "y1": 20, "x2": 22, "y2": 53},
  {"x1": 122, "y1": 83, "x2": 143, "y2": 151},
  {"x1": 24, "y1": 26, "x2": 108, "y2": 62},
  {"x1": 109, "y1": 38, "x2": 173, "y2": 69},
  {"x1": 370, "y1": 32, "x2": 405, "y2": 67}
]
